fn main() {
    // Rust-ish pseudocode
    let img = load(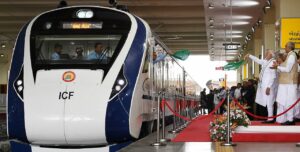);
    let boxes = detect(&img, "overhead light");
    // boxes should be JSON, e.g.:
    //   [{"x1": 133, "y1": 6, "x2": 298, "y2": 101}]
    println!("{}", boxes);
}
[
  {"x1": 1, "y1": 43, "x2": 5, "y2": 48},
  {"x1": 166, "y1": 35, "x2": 182, "y2": 40},
  {"x1": 230, "y1": 35, "x2": 243, "y2": 38},
  {"x1": 264, "y1": 0, "x2": 271, "y2": 12},
  {"x1": 211, "y1": 43, "x2": 215, "y2": 46},
  {"x1": 231, "y1": 15, "x2": 252, "y2": 19},
  {"x1": 209, "y1": 18, "x2": 214, "y2": 23},
  {"x1": 226, "y1": 30, "x2": 243, "y2": 34},
  {"x1": 245, "y1": 36, "x2": 250, "y2": 41},
  {"x1": 208, "y1": 3, "x2": 214, "y2": 9},
  {"x1": 230, "y1": 21, "x2": 249, "y2": 25},
  {"x1": 210, "y1": 33, "x2": 214, "y2": 37},
  {"x1": 209, "y1": 24, "x2": 214, "y2": 28},
  {"x1": 0, "y1": 54, "x2": 4, "y2": 57},
  {"x1": 251, "y1": 26, "x2": 255, "y2": 32},
  {"x1": 265, "y1": 5, "x2": 271, "y2": 9},
  {"x1": 232, "y1": 0, "x2": 259, "y2": 7},
  {"x1": 210, "y1": 37, "x2": 214, "y2": 40}
]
